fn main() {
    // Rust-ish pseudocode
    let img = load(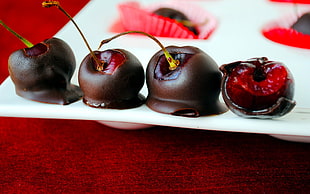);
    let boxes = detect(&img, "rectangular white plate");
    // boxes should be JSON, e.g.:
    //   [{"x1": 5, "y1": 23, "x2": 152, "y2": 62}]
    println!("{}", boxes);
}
[{"x1": 1, "y1": 0, "x2": 309, "y2": 140}]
